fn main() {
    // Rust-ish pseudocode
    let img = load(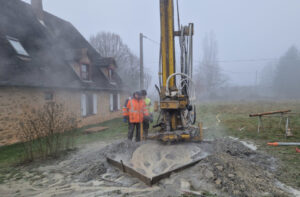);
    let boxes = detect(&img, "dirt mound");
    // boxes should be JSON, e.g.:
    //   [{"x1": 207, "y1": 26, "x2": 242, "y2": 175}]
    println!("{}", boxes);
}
[
  {"x1": 73, "y1": 139, "x2": 289, "y2": 196},
  {"x1": 187, "y1": 153, "x2": 286, "y2": 196},
  {"x1": 146, "y1": 138, "x2": 288, "y2": 197},
  {"x1": 104, "y1": 139, "x2": 143, "y2": 161},
  {"x1": 213, "y1": 138, "x2": 278, "y2": 171},
  {"x1": 78, "y1": 163, "x2": 107, "y2": 182}
]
